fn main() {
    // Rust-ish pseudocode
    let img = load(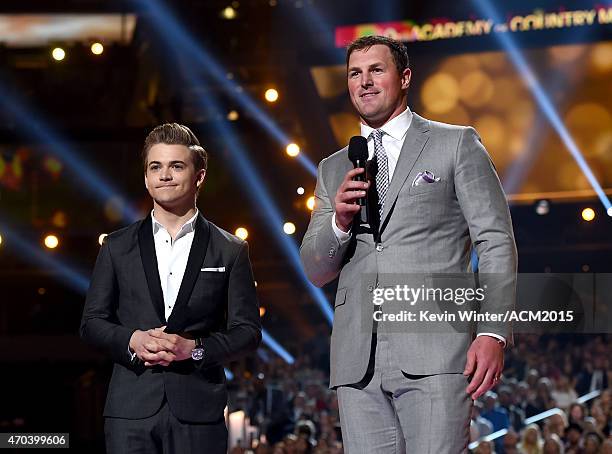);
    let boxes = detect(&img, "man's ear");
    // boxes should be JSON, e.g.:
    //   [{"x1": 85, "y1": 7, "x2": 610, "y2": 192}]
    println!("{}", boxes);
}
[
  {"x1": 401, "y1": 68, "x2": 412, "y2": 90},
  {"x1": 196, "y1": 169, "x2": 206, "y2": 187},
  {"x1": 144, "y1": 174, "x2": 149, "y2": 190}
]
